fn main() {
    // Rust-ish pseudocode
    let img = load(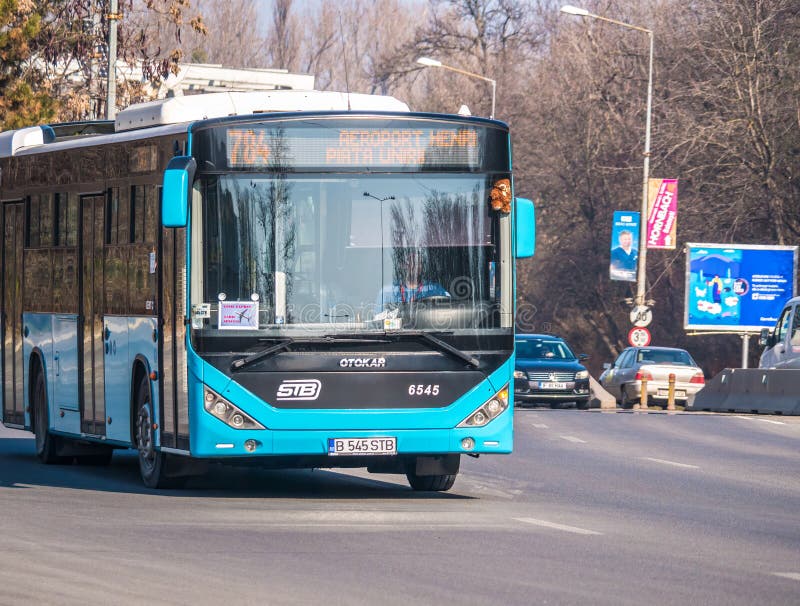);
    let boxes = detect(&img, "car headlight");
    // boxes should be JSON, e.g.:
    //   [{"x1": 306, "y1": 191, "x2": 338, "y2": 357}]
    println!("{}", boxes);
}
[
  {"x1": 458, "y1": 385, "x2": 509, "y2": 428},
  {"x1": 204, "y1": 387, "x2": 265, "y2": 429},
  {"x1": 575, "y1": 370, "x2": 589, "y2": 380},
  {"x1": 513, "y1": 370, "x2": 526, "y2": 379}
]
